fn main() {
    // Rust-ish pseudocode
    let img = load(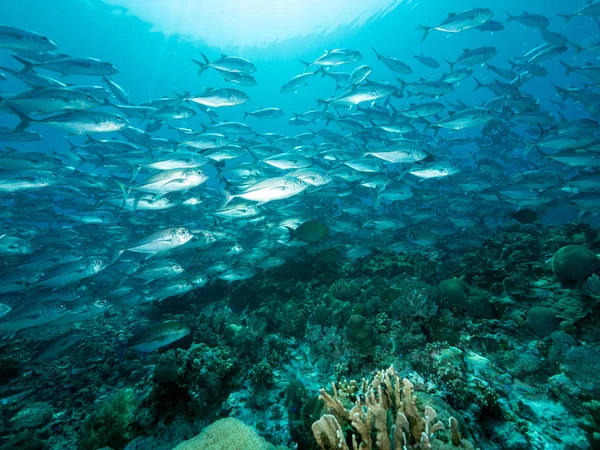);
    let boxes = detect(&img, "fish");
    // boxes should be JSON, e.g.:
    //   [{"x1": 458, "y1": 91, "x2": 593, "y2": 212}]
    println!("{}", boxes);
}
[
  {"x1": 33, "y1": 330, "x2": 86, "y2": 362},
  {"x1": 120, "y1": 228, "x2": 193, "y2": 258},
  {"x1": 301, "y1": 49, "x2": 362, "y2": 69},
  {"x1": 281, "y1": 70, "x2": 321, "y2": 94},
  {"x1": 184, "y1": 88, "x2": 249, "y2": 108},
  {"x1": 121, "y1": 321, "x2": 191, "y2": 357},
  {"x1": 0, "y1": 25, "x2": 57, "y2": 52},
  {"x1": 445, "y1": 47, "x2": 497, "y2": 72},
  {"x1": 221, "y1": 177, "x2": 308, "y2": 206},
  {"x1": 372, "y1": 47, "x2": 412, "y2": 74},
  {"x1": 12, "y1": 55, "x2": 118, "y2": 76},
  {"x1": 10, "y1": 106, "x2": 128, "y2": 134},
  {"x1": 102, "y1": 77, "x2": 129, "y2": 104},
  {"x1": 511, "y1": 209, "x2": 537, "y2": 224},
  {"x1": 217, "y1": 268, "x2": 257, "y2": 283},
  {"x1": 411, "y1": 52, "x2": 439, "y2": 68},
  {"x1": 0, "y1": 301, "x2": 72, "y2": 334},
  {"x1": 558, "y1": 1, "x2": 600, "y2": 23},
  {"x1": 417, "y1": 8, "x2": 494, "y2": 42},
  {"x1": 505, "y1": 11, "x2": 549, "y2": 29},
  {"x1": 288, "y1": 220, "x2": 328, "y2": 243},
  {"x1": 348, "y1": 65, "x2": 372, "y2": 85},
  {"x1": 0, "y1": 87, "x2": 102, "y2": 114},
  {"x1": 193, "y1": 53, "x2": 257, "y2": 74},
  {"x1": 244, "y1": 108, "x2": 285, "y2": 120},
  {"x1": 35, "y1": 257, "x2": 109, "y2": 289},
  {"x1": 409, "y1": 162, "x2": 460, "y2": 179}
]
